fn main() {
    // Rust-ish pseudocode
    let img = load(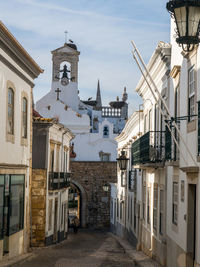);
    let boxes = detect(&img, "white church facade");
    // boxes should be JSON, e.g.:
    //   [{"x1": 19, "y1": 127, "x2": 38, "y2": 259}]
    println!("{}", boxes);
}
[{"x1": 36, "y1": 41, "x2": 128, "y2": 162}]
